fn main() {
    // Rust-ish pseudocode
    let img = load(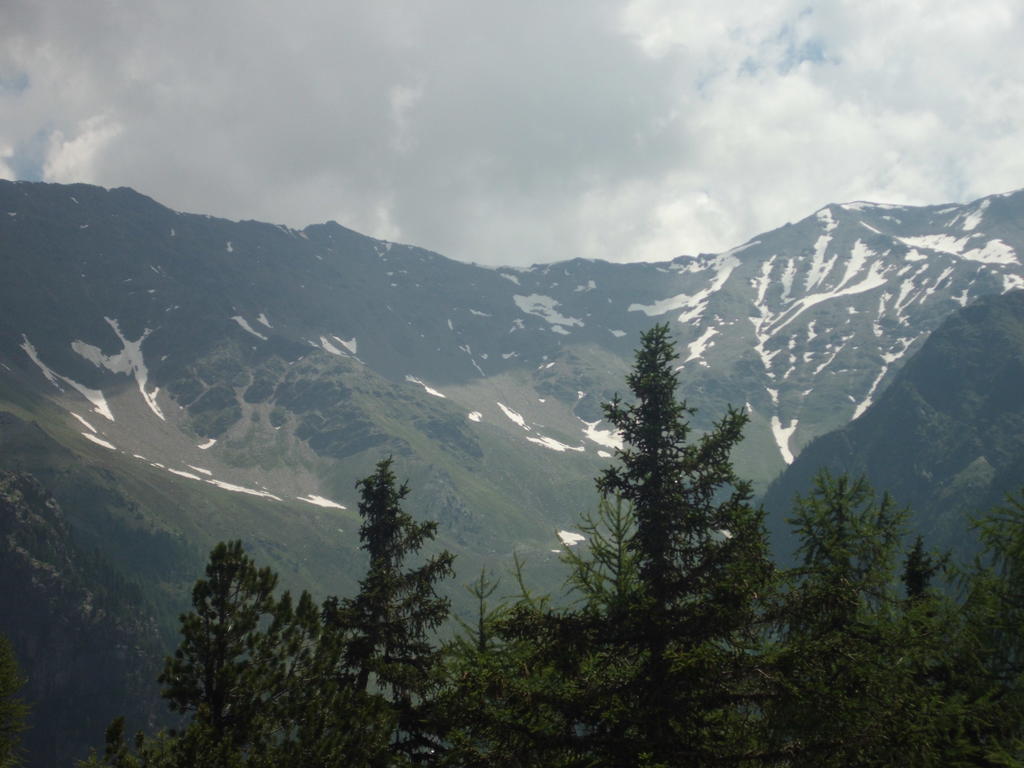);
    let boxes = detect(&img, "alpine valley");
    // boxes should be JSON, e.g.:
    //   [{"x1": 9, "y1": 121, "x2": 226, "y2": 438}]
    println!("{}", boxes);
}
[{"x1": 2, "y1": 179, "x2": 1024, "y2": 765}]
